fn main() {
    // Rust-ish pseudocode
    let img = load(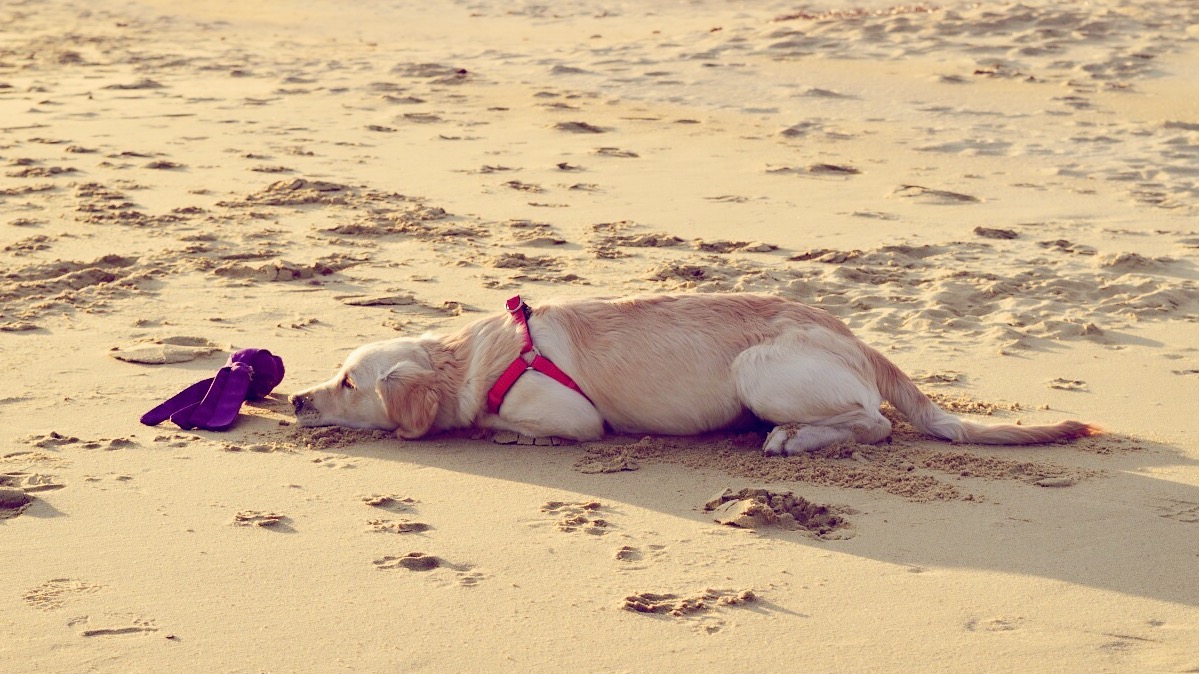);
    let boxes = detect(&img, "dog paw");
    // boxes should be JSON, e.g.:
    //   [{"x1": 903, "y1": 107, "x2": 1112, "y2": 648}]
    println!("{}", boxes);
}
[
  {"x1": 762, "y1": 425, "x2": 799, "y2": 456},
  {"x1": 763, "y1": 424, "x2": 853, "y2": 455},
  {"x1": 490, "y1": 431, "x2": 571, "y2": 446}
]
